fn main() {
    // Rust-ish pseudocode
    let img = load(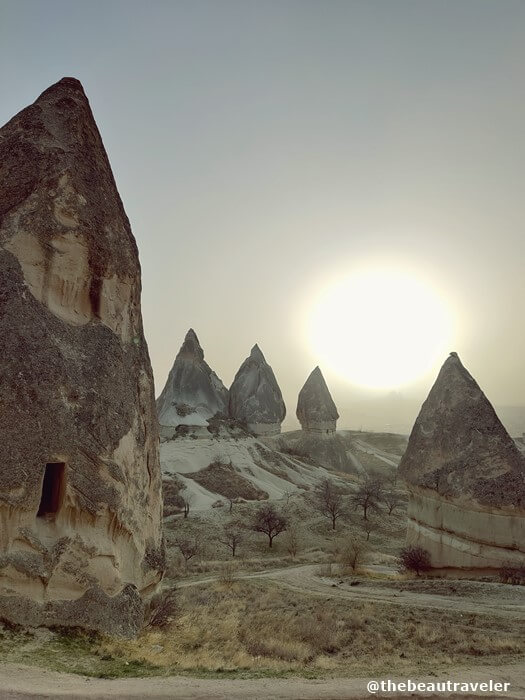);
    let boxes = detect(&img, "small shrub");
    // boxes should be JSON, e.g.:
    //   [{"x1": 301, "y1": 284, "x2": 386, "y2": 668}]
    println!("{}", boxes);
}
[
  {"x1": 144, "y1": 588, "x2": 178, "y2": 629},
  {"x1": 498, "y1": 564, "x2": 525, "y2": 585},
  {"x1": 398, "y1": 545, "x2": 431, "y2": 576},
  {"x1": 218, "y1": 561, "x2": 237, "y2": 588},
  {"x1": 335, "y1": 535, "x2": 370, "y2": 573}
]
